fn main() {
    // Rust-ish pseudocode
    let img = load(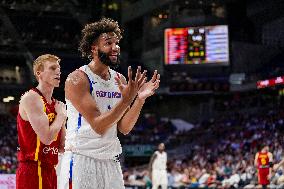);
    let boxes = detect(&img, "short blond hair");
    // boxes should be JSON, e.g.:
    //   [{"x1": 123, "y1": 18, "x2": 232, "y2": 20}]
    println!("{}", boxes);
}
[{"x1": 33, "y1": 54, "x2": 60, "y2": 81}]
